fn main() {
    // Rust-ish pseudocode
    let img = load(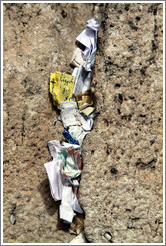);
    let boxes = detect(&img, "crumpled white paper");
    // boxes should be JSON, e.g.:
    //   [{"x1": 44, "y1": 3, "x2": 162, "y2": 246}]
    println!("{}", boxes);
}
[
  {"x1": 69, "y1": 125, "x2": 89, "y2": 146},
  {"x1": 60, "y1": 101, "x2": 93, "y2": 133},
  {"x1": 59, "y1": 186, "x2": 75, "y2": 224},
  {"x1": 44, "y1": 17, "x2": 100, "y2": 225},
  {"x1": 76, "y1": 17, "x2": 100, "y2": 60},
  {"x1": 73, "y1": 17, "x2": 100, "y2": 94},
  {"x1": 44, "y1": 140, "x2": 83, "y2": 222},
  {"x1": 60, "y1": 186, "x2": 83, "y2": 224},
  {"x1": 60, "y1": 101, "x2": 81, "y2": 128}
]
